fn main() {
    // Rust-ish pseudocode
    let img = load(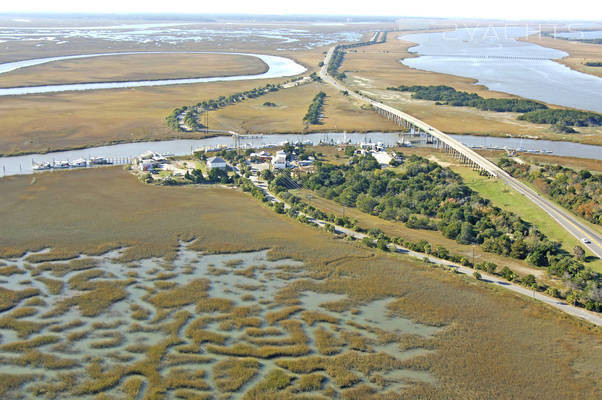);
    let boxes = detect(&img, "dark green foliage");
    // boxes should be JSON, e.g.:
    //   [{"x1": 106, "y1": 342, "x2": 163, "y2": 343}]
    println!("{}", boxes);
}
[
  {"x1": 498, "y1": 157, "x2": 601, "y2": 225},
  {"x1": 327, "y1": 47, "x2": 347, "y2": 80},
  {"x1": 518, "y1": 109, "x2": 602, "y2": 127},
  {"x1": 387, "y1": 85, "x2": 547, "y2": 113},
  {"x1": 166, "y1": 108, "x2": 185, "y2": 132},
  {"x1": 304, "y1": 92, "x2": 326, "y2": 125},
  {"x1": 551, "y1": 124, "x2": 577, "y2": 133},
  {"x1": 185, "y1": 169, "x2": 205, "y2": 184},
  {"x1": 584, "y1": 61, "x2": 602, "y2": 66},
  {"x1": 263, "y1": 101, "x2": 277, "y2": 107},
  {"x1": 207, "y1": 168, "x2": 231, "y2": 184}
]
